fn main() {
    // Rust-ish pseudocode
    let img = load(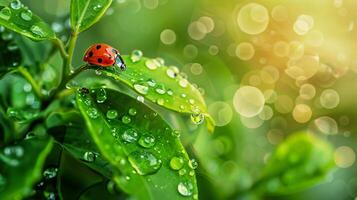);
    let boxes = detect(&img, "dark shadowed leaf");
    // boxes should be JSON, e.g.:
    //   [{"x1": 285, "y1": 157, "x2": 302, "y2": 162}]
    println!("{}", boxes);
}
[
  {"x1": 76, "y1": 88, "x2": 198, "y2": 200},
  {"x1": 0, "y1": 136, "x2": 53, "y2": 199}
]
